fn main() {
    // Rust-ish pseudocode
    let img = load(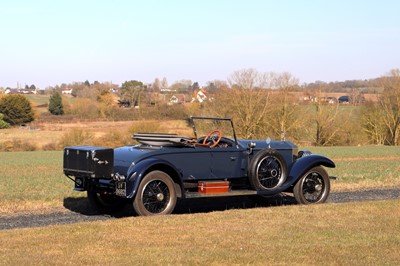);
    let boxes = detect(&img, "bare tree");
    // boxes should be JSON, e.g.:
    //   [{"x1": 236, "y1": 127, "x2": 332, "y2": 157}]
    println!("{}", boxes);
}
[
  {"x1": 361, "y1": 69, "x2": 400, "y2": 145},
  {"x1": 161, "y1": 77, "x2": 169, "y2": 91},
  {"x1": 267, "y1": 72, "x2": 303, "y2": 140},
  {"x1": 379, "y1": 69, "x2": 400, "y2": 145},
  {"x1": 361, "y1": 101, "x2": 387, "y2": 145},
  {"x1": 152, "y1": 78, "x2": 161, "y2": 92},
  {"x1": 301, "y1": 87, "x2": 341, "y2": 146},
  {"x1": 209, "y1": 69, "x2": 272, "y2": 139},
  {"x1": 310, "y1": 100, "x2": 340, "y2": 146},
  {"x1": 205, "y1": 80, "x2": 228, "y2": 93},
  {"x1": 272, "y1": 71, "x2": 299, "y2": 91}
]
